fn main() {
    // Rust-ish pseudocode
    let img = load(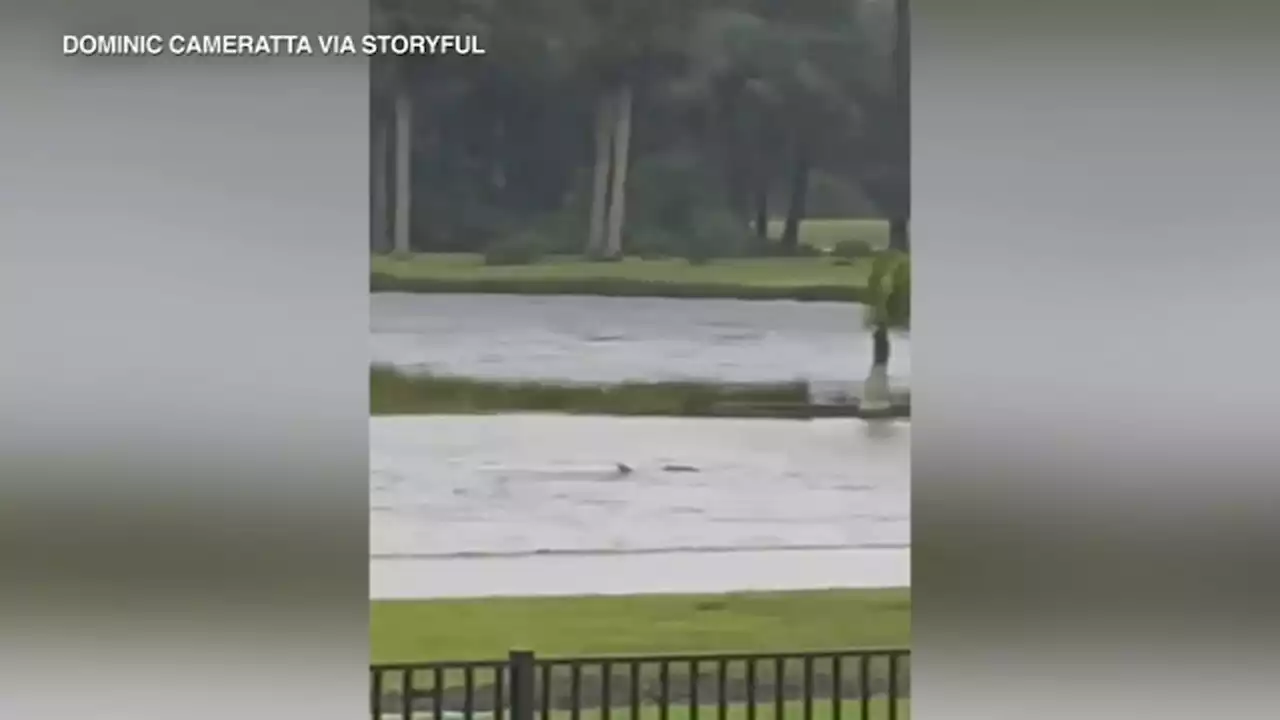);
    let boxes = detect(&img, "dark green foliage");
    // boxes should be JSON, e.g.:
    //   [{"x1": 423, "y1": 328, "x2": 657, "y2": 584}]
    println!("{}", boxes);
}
[
  {"x1": 755, "y1": 239, "x2": 825, "y2": 258},
  {"x1": 371, "y1": 366, "x2": 810, "y2": 416},
  {"x1": 369, "y1": 272, "x2": 870, "y2": 303},
  {"x1": 831, "y1": 238, "x2": 874, "y2": 259},
  {"x1": 526, "y1": 208, "x2": 592, "y2": 255},
  {"x1": 802, "y1": 171, "x2": 878, "y2": 217},
  {"x1": 627, "y1": 227, "x2": 682, "y2": 259},
  {"x1": 864, "y1": 250, "x2": 910, "y2": 330},
  {"x1": 369, "y1": 0, "x2": 909, "y2": 258},
  {"x1": 682, "y1": 208, "x2": 752, "y2": 262},
  {"x1": 624, "y1": 155, "x2": 755, "y2": 262},
  {"x1": 482, "y1": 235, "x2": 546, "y2": 266}
]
